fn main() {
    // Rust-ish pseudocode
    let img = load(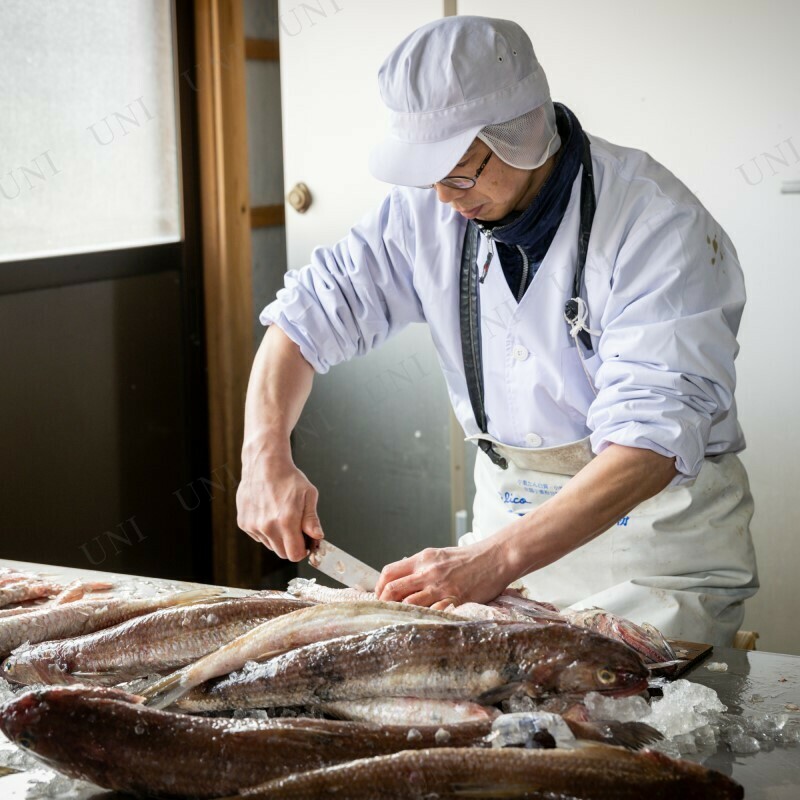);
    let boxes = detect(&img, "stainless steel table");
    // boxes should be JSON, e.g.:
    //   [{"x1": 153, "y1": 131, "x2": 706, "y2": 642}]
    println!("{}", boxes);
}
[
  {"x1": 1, "y1": 560, "x2": 799, "y2": 798},
  {"x1": 680, "y1": 646, "x2": 800, "y2": 799}
]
